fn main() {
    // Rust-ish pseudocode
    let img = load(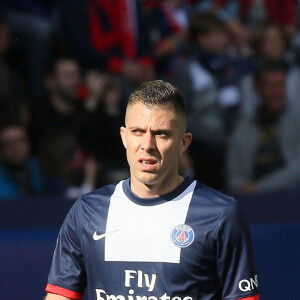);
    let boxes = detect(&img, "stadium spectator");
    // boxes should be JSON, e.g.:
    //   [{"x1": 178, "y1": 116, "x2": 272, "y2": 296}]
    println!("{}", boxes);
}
[
  {"x1": 30, "y1": 56, "x2": 97, "y2": 198},
  {"x1": 174, "y1": 12, "x2": 241, "y2": 190},
  {"x1": 58, "y1": 0, "x2": 151, "y2": 83},
  {"x1": 79, "y1": 72, "x2": 129, "y2": 186},
  {"x1": 204, "y1": 0, "x2": 297, "y2": 54},
  {"x1": 227, "y1": 61, "x2": 300, "y2": 193},
  {"x1": 151, "y1": 0, "x2": 190, "y2": 79},
  {"x1": 240, "y1": 22, "x2": 300, "y2": 116},
  {"x1": 31, "y1": 56, "x2": 83, "y2": 147},
  {"x1": 0, "y1": 123, "x2": 44, "y2": 200},
  {"x1": 0, "y1": 0, "x2": 298, "y2": 196},
  {"x1": 57, "y1": 0, "x2": 186, "y2": 91}
]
